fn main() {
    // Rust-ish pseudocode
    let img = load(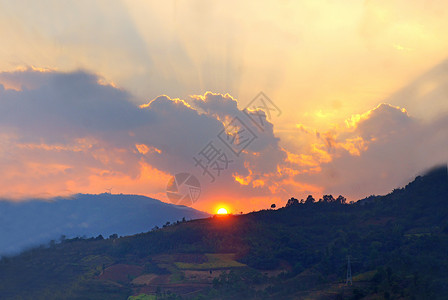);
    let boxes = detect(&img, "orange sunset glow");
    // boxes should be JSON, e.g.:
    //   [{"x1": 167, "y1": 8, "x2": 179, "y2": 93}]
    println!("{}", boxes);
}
[{"x1": 0, "y1": 1, "x2": 446, "y2": 215}]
